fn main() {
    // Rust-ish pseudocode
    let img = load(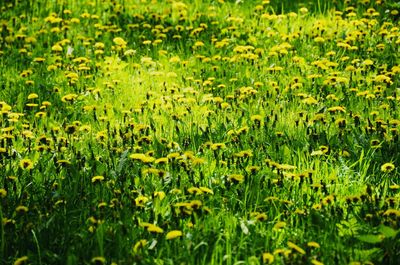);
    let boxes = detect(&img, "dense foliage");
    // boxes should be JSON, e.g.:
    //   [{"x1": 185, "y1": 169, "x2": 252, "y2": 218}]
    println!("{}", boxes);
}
[{"x1": 0, "y1": 0, "x2": 399, "y2": 264}]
